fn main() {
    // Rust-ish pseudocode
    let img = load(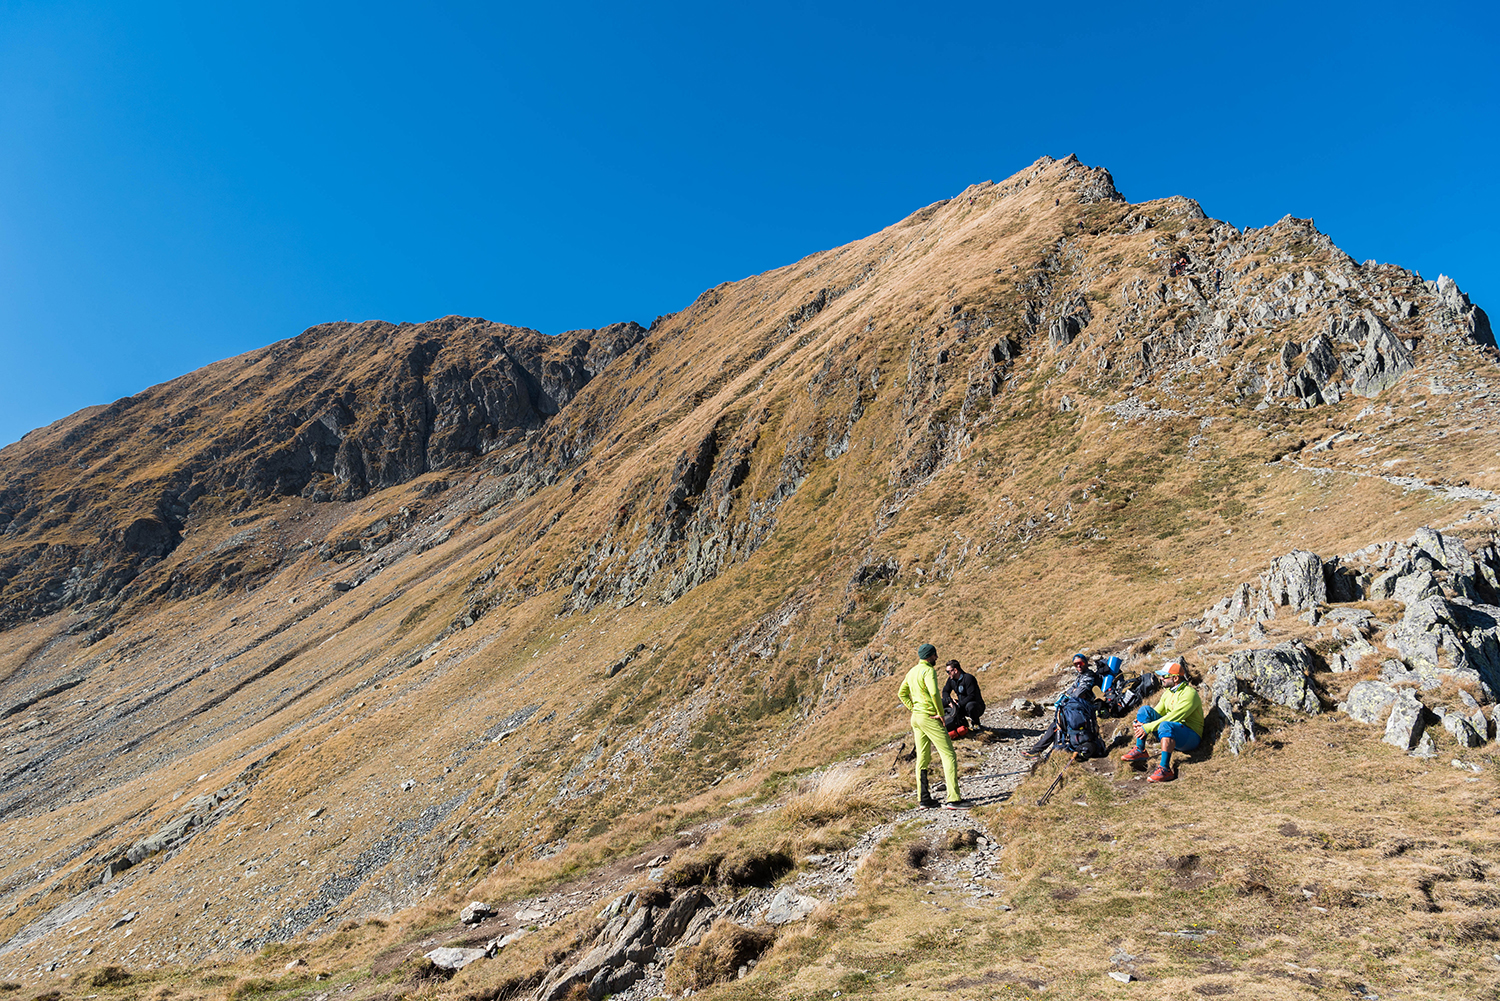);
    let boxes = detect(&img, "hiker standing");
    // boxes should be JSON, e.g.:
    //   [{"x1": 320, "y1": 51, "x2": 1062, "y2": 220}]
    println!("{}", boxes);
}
[
  {"x1": 1024, "y1": 654, "x2": 1101, "y2": 757},
  {"x1": 899, "y1": 644, "x2": 969, "y2": 810},
  {"x1": 1121, "y1": 661, "x2": 1204, "y2": 782},
  {"x1": 942, "y1": 660, "x2": 985, "y2": 736}
]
